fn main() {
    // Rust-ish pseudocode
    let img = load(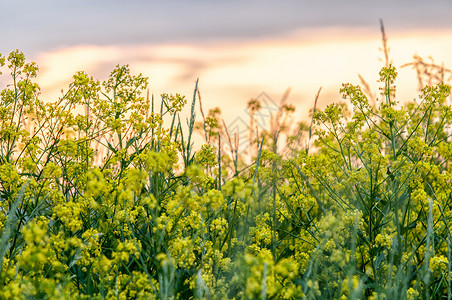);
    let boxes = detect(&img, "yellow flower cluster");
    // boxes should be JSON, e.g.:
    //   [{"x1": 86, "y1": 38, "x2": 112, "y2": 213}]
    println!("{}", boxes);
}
[{"x1": 2, "y1": 51, "x2": 452, "y2": 298}]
